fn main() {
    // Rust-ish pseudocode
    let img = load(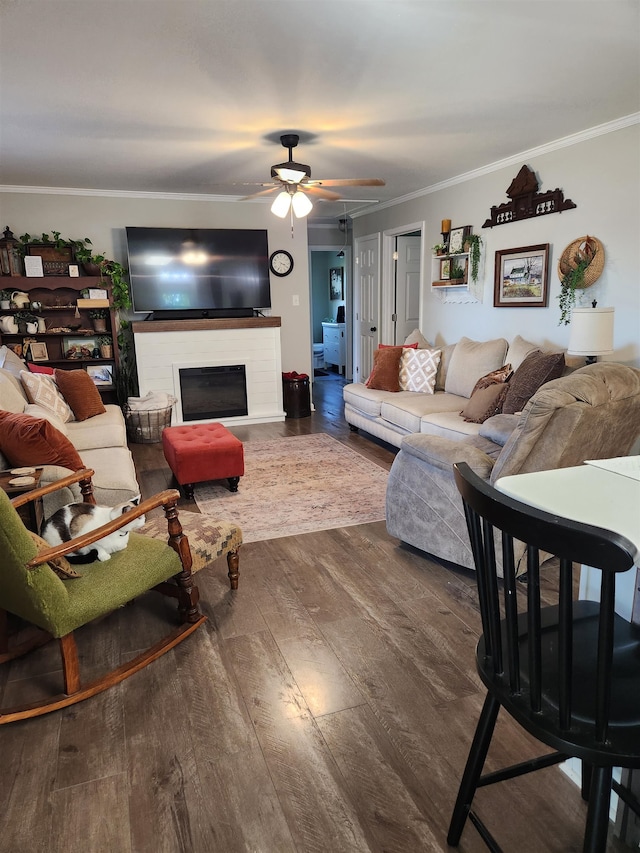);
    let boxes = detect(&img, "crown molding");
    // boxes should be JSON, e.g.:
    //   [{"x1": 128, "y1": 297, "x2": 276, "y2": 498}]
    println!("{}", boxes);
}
[
  {"x1": 0, "y1": 185, "x2": 241, "y2": 202},
  {"x1": 349, "y1": 112, "x2": 640, "y2": 219}
]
